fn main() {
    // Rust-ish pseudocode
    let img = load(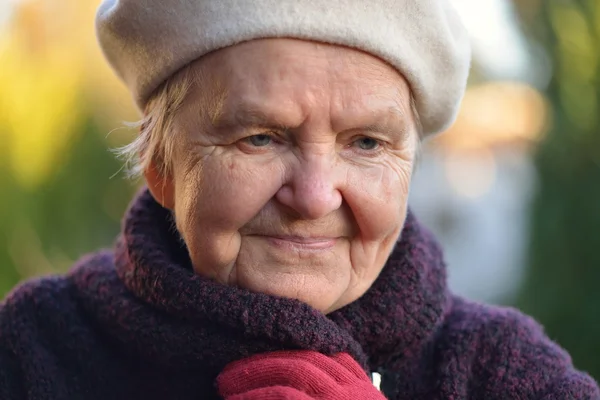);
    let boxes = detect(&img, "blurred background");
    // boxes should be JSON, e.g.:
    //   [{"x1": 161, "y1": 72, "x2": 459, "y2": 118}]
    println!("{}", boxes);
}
[{"x1": 1, "y1": 0, "x2": 599, "y2": 380}]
